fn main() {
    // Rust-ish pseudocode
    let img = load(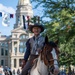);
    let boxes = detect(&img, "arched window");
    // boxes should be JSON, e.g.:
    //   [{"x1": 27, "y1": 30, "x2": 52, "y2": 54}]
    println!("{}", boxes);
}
[
  {"x1": 19, "y1": 47, "x2": 26, "y2": 53},
  {"x1": 20, "y1": 34, "x2": 25, "y2": 39},
  {"x1": 19, "y1": 34, "x2": 28, "y2": 53},
  {"x1": 20, "y1": 34, "x2": 28, "y2": 39}
]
